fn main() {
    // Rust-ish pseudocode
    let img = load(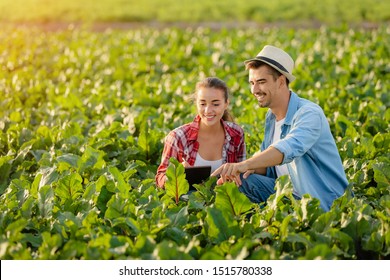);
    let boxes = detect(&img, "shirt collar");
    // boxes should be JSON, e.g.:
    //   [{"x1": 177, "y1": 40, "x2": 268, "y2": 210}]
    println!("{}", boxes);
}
[
  {"x1": 186, "y1": 115, "x2": 201, "y2": 141},
  {"x1": 284, "y1": 91, "x2": 299, "y2": 125}
]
